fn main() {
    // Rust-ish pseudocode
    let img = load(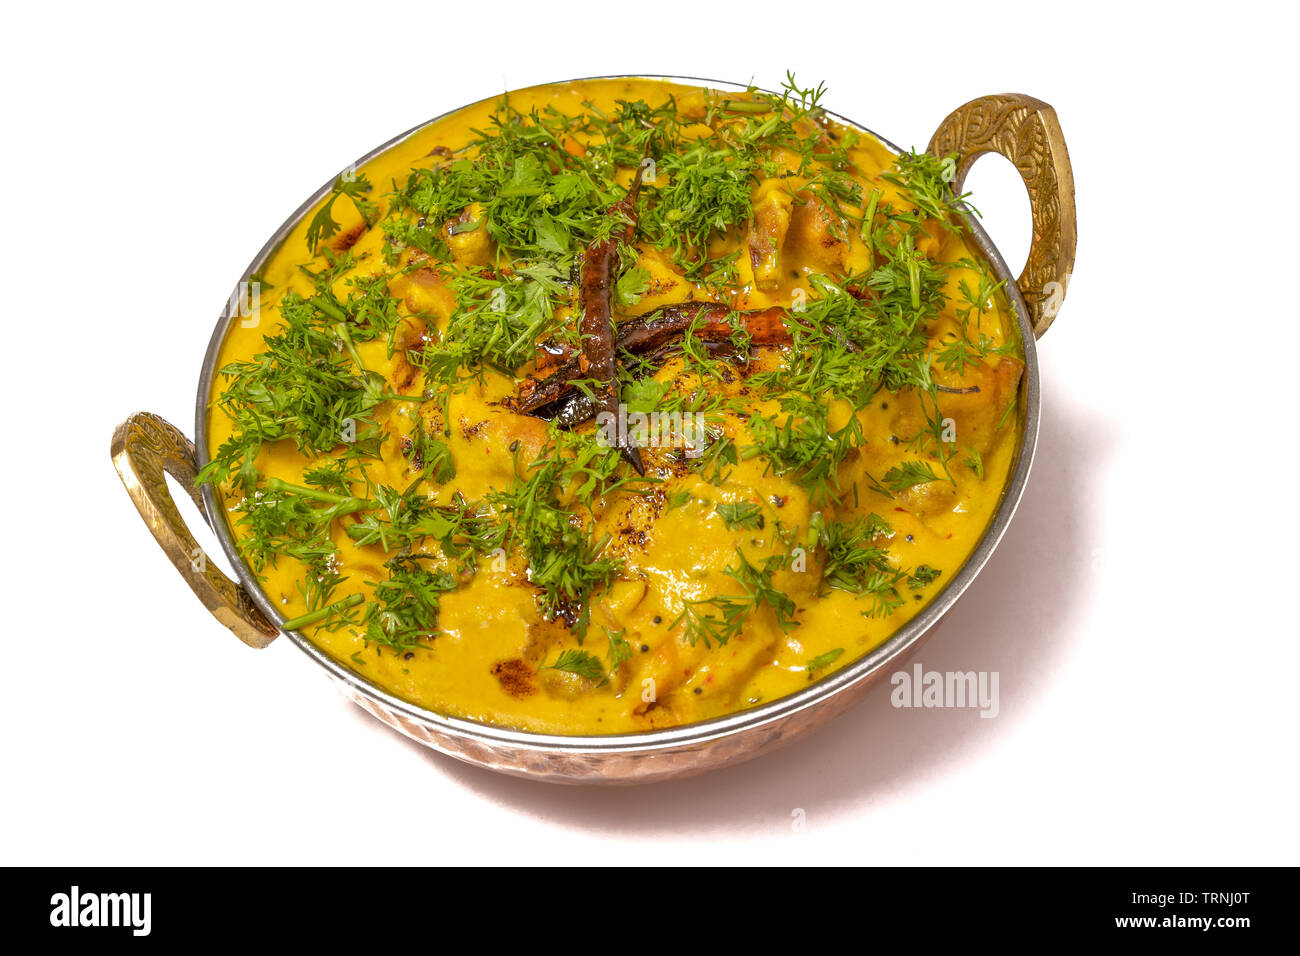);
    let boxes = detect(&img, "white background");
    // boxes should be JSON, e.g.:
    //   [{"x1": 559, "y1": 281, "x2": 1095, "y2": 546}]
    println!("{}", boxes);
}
[{"x1": 2, "y1": 1, "x2": 1295, "y2": 865}]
